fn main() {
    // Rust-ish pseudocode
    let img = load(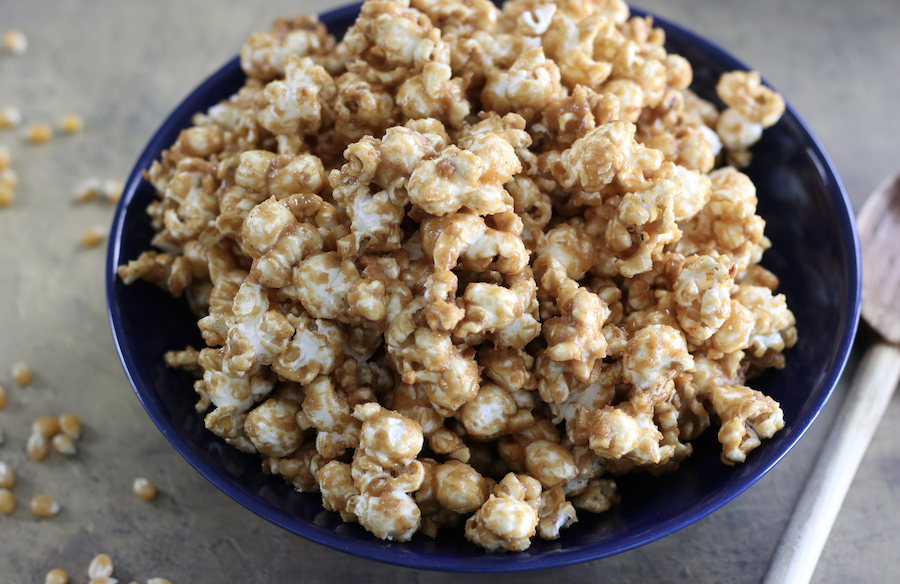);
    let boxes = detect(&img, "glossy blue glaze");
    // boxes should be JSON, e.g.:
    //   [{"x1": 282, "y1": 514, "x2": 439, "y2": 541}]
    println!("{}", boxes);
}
[{"x1": 106, "y1": 2, "x2": 861, "y2": 572}]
